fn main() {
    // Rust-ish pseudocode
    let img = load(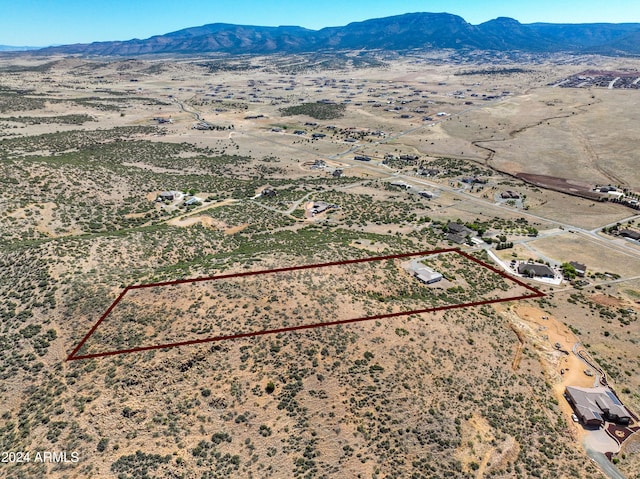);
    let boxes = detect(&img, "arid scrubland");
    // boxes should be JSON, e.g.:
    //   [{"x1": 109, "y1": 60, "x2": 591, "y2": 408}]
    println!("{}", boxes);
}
[{"x1": 0, "y1": 51, "x2": 639, "y2": 478}]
